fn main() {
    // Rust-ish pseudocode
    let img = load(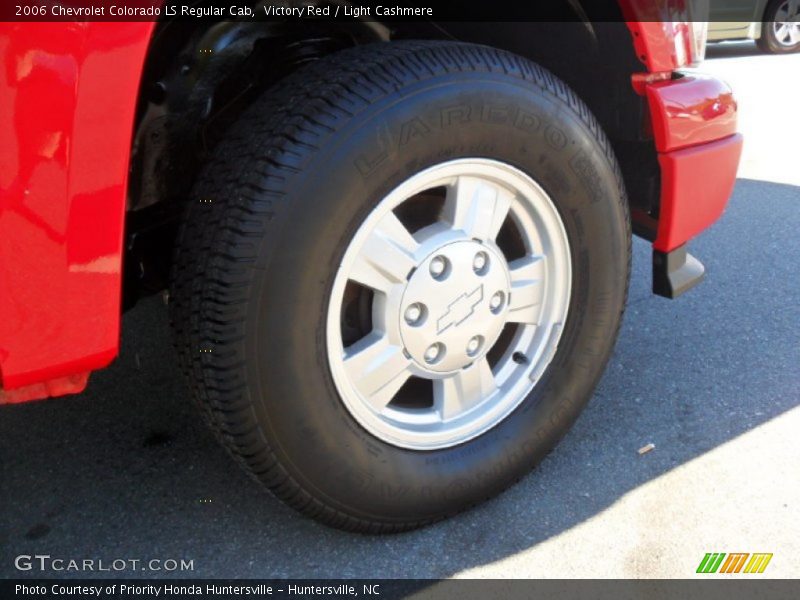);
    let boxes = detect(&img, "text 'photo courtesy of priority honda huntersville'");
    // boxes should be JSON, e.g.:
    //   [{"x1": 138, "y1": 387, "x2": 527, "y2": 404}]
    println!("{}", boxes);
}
[{"x1": 0, "y1": 1, "x2": 742, "y2": 532}]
